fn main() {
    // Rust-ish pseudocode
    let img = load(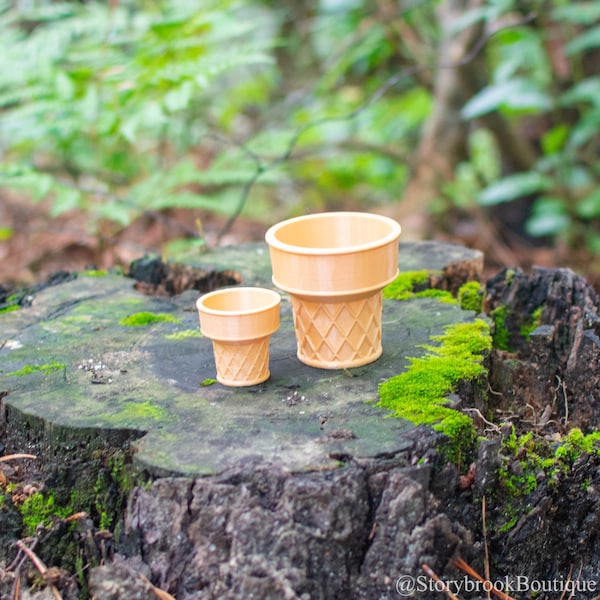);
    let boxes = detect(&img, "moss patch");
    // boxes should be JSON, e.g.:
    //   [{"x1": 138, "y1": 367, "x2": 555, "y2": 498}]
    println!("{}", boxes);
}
[
  {"x1": 165, "y1": 329, "x2": 203, "y2": 340},
  {"x1": 119, "y1": 311, "x2": 180, "y2": 327},
  {"x1": 103, "y1": 400, "x2": 167, "y2": 424},
  {"x1": 80, "y1": 269, "x2": 108, "y2": 277},
  {"x1": 491, "y1": 305, "x2": 511, "y2": 350},
  {"x1": 6, "y1": 361, "x2": 67, "y2": 376},
  {"x1": 520, "y1": 306, "x2": 543, "y2": 339},
  {"x1": 491, "y1": 304, "x2": 543, "y2": 351},
  {"x1": 554, "y1": 428, "x2": 600, "y2": 464},
  {"x1": 383, "y1": 270, "x2": 435, "y2": 300},
  {"x1": 458, "y1": 281, "x2": 484, "y2": 312},
  {"x1": 0, "y1": 304, "x2": 20, "y2": 314},
  {"x1": 384, "y1": 271, "x2": 483, "y2": 308},
  {"x1": 494, "y1": 427, "x2": 600, "y2": 532},
  {"x1": 19, "y1": 492, "x2": 72, "y2": 536},
  {"x1": 378, "y1": 318, "x2": 492, "y2": 464},
  {"x1": 413, "y1": 289, "x2": 456, "y2": 303}
]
